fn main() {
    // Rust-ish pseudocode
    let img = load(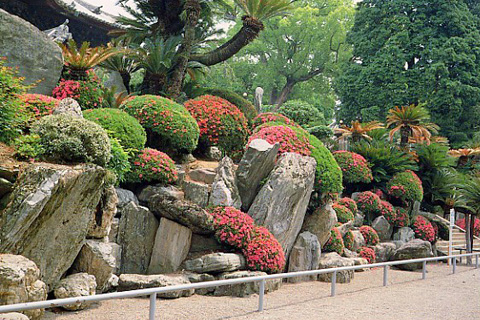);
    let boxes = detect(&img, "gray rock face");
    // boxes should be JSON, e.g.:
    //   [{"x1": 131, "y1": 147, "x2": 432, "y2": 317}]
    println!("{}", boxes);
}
[
  {"x1": 393, "y1": 227, "x2": 415, "y2": 243},
  {"x1": 214, "y1": 271, "x2": 282, "y2": 297},
  {"x1": 103, "y1": 71, "x2": 127, "y2": 94},
  {"x1": 115, "y1": 187, "x2": 139, "y2": 212},
  {"x1": 0, "y1": 313, "x2": 29, "y2": 320},
  {"x1": 184, "y1": 253, "x2": 245, "y2": 273},
  {"x1": 53, "y1": 98, "x2": 82, "y2": 117},
  {"x1": 118, "y1": 202, "x2": 159, "y2": 274},
  {"x1": 372, "y1": 216, "x2": 393, "y2": 241},
  {"x1": 0, "y1": 164, "x2": 107, "y2": 290},
  {"x1": 351, "y1": 230, "x2": 366, "y2": 252},
  {"x1": 189, "y1": 234, "x2": 224, "y2": 253},
  {"x1": 183, "y1": 180, "x2": 210, "y2": 208},
  {"x1": 0, "y1": 254, "x2": 47, "y2": 320},
  {"x1": 249, "y1": 153, "x2": 316, "y2": 258},
  {"x1": 118, "y1": 274, "x2": 193, "y2": 299},
  {"x1": 205, "y1": 146, "x2": 222, "y2": 161},
  {"x1": 138, "y1": 185, "x2": 183, "y2": 204},
  {"x1": 302, "y1": 201, "x2": 338, "y2": 247},
  {"x1": 373, "y1": 242, "x2": 397, "y2": 263},
  {"x1": 184, "y1": 272, "x2": 216, "y2": 295},
  {"x1": 148, "y1": 218, "x2": 192, "y2": 274},
  {"x1": 53, "y1": 273, "x2": 96, "y2": 311},
  {"x1": 392, "y1": 239, "x2": 434, "y2": 271},
  {"x1": 88, "y1": 186, "x2": 118, "y2": 239},
  {"x1": 353, "y1": 213, "x2": 365, "y2": 227},
  {"x1": 0, "y1": 9, "x2": 63, "y2": 95},
  {"x1": 189, "y1": 168, "x2": 216, "y2": 185},
  {"x1": 209, "y1": 157, "x2": 241, "y2": 209},
  {"x1": 288, "y1": 232, "x2": 321, "y2": 283},
  {"x1": 337, "y1": 221, "x2": 354, "y2": 237},
  {"x1": 236, "y1": 139, "x2": 280, "y2": 211},
  {"x1": 317, "y1": 252, "x2": 355, "y2": 283},
  {"x1": 108, "y1": 218, "x2": 120, "y2": 243},
  {"x1": 0, "y1": 177, "x2": 13, "y2": 198},
  {"x1": 71, "y1": 240, "x2": 119, "y2": 292}
]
